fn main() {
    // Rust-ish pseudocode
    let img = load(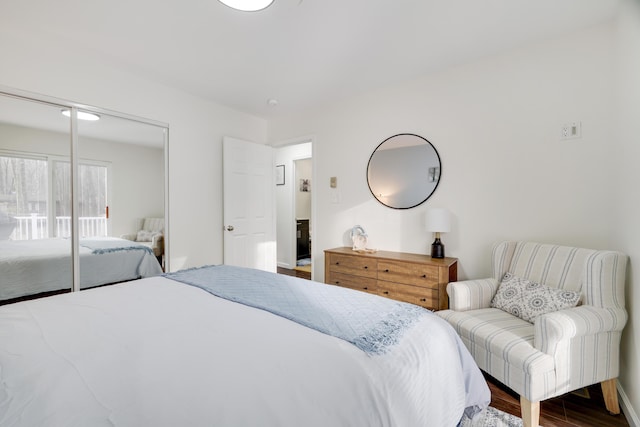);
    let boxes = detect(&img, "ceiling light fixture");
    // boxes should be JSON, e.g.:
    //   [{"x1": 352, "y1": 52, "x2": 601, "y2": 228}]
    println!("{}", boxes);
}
[
  {"x1": 218, "y1": 0, "x2": 274, "y2": 12},
  {"x1": 61, "y1": 109, "x2": 100, "y2": 121}
]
